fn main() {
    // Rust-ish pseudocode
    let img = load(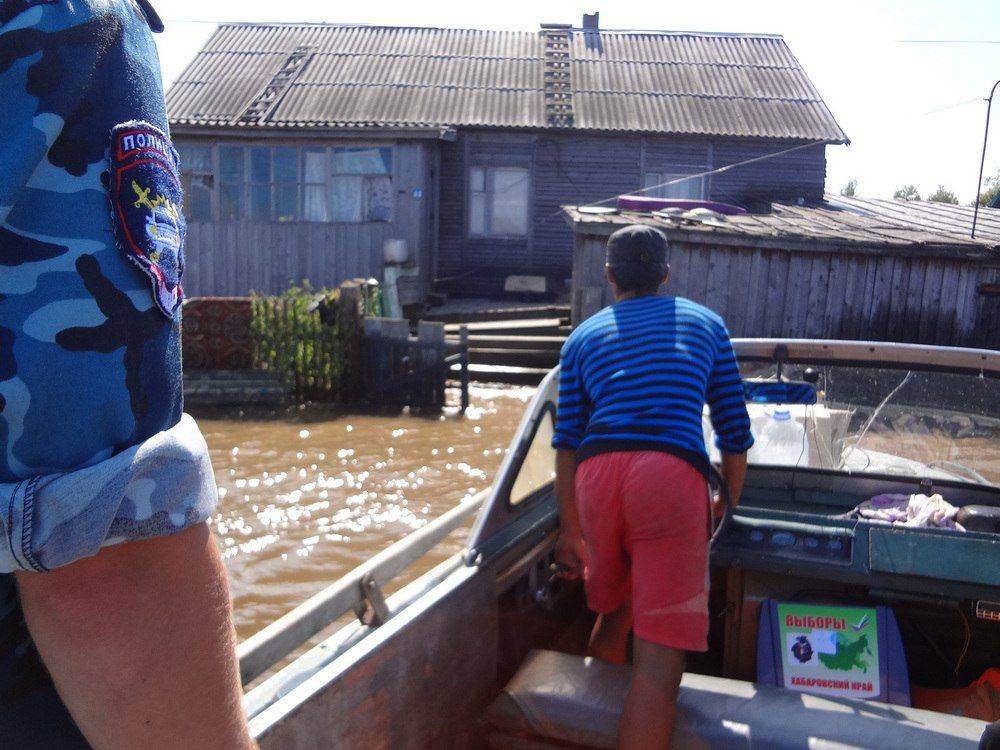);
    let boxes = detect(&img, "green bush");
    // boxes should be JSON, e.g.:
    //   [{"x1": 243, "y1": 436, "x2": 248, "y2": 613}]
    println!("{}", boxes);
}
[{"x1": 251, "y1": 283, "x2": 345, "y2": 400}]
